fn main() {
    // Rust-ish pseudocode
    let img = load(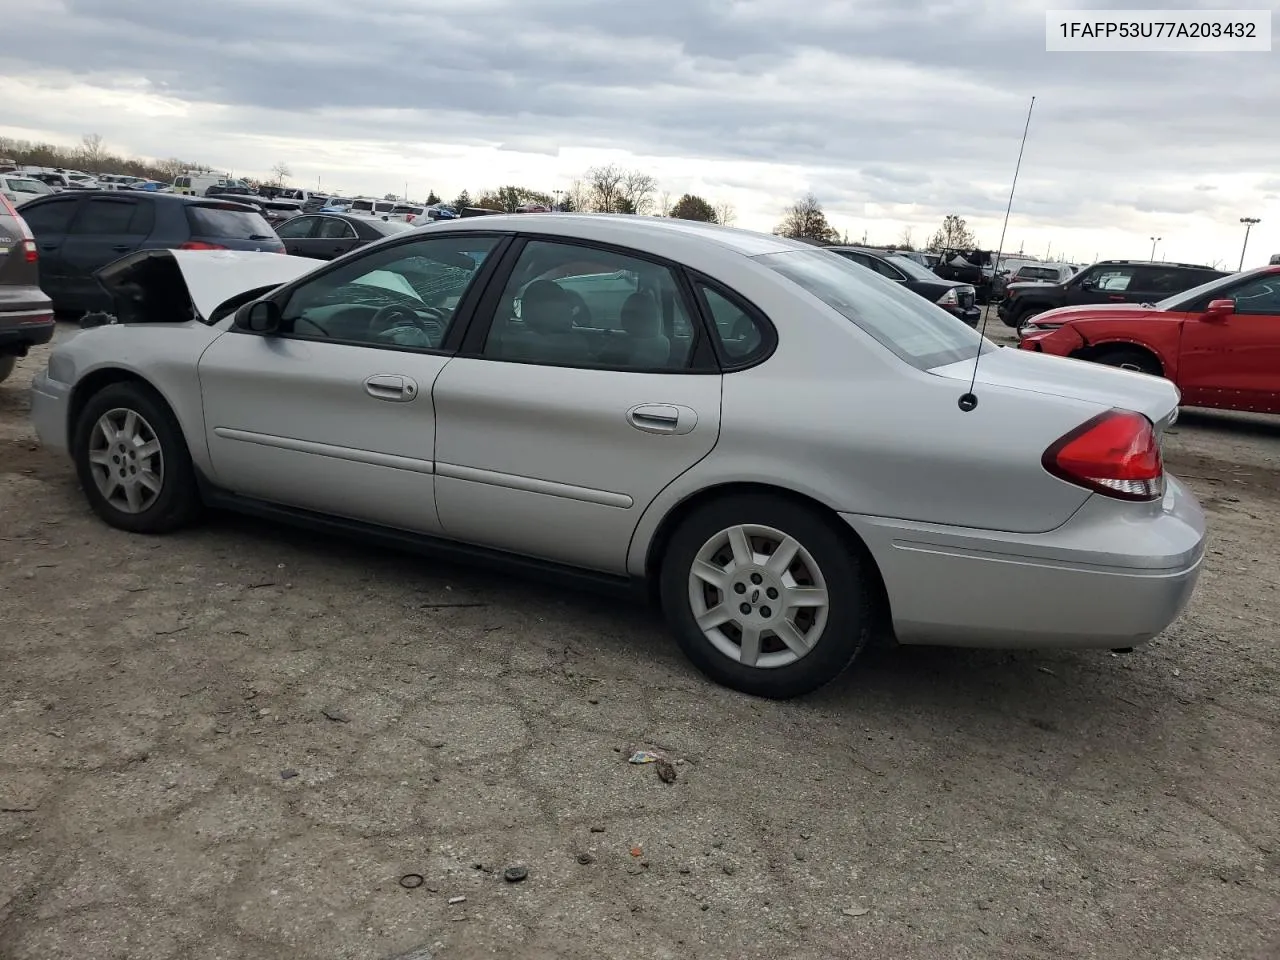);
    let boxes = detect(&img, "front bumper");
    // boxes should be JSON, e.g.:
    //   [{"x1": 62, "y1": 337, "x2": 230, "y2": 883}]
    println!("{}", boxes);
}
[
  {"x1": 29, "y1": 369, "x2": 71, "y2": 454},
  {"x1": 842, "y1": 475, "x2": 1206, "y2": 649}
]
